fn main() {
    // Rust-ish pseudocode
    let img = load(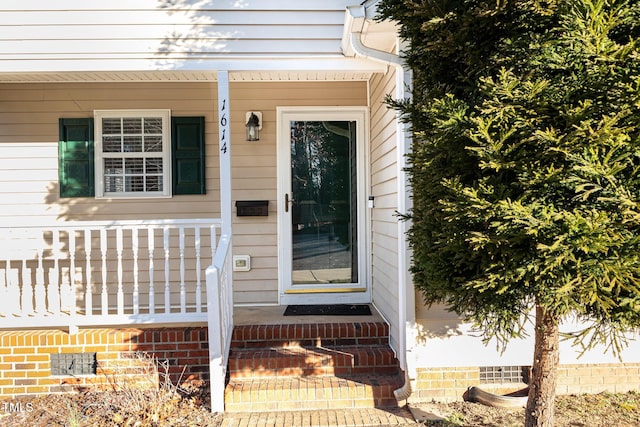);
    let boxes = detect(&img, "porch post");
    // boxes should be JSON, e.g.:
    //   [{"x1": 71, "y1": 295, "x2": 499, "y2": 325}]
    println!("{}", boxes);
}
[
  {"x1": 217, "y1": 70, "x2": 232, "y2": 235},
  {"x1": 207, "y1": 70, "x2": 233, "y2": 413}
]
